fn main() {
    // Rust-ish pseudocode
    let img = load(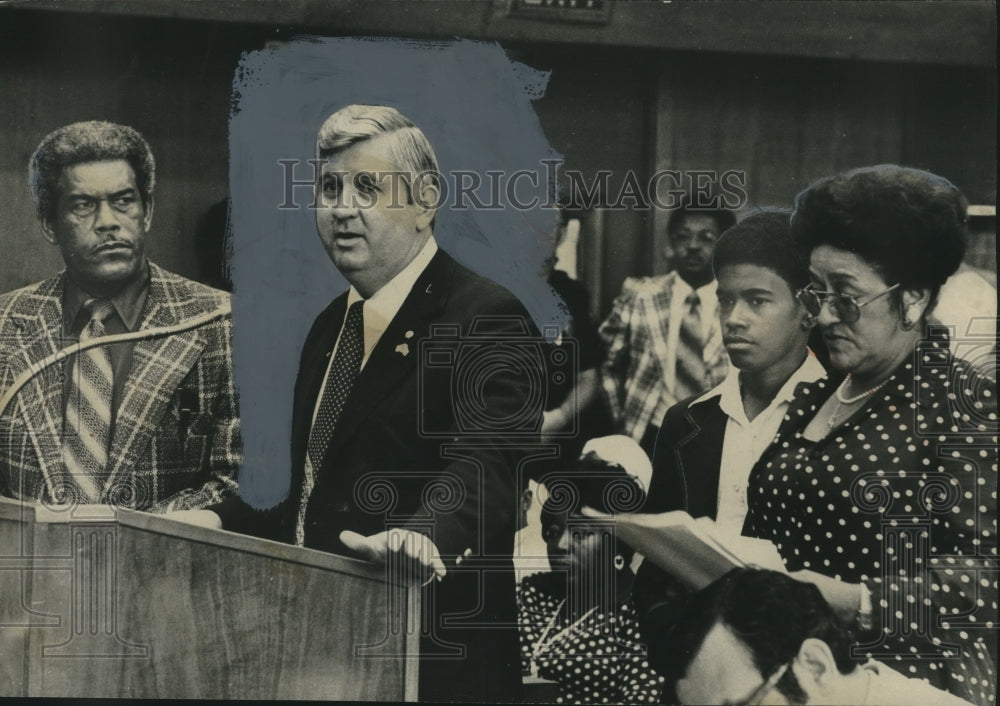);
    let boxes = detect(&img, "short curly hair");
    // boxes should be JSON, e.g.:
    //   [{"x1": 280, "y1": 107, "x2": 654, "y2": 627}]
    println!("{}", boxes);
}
[
  {"x1": 790, "y1": 165, "x2": 967, "y2": 311},
  {"x1": 659, "y1": 568, "x2": 865, "y2": 704},
  {"x1": 29, "y1": 121, "x2": 156, "y2": 223},
  {"x1": 713, "y1": 209, "x2": 809, "y2": 292}
]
